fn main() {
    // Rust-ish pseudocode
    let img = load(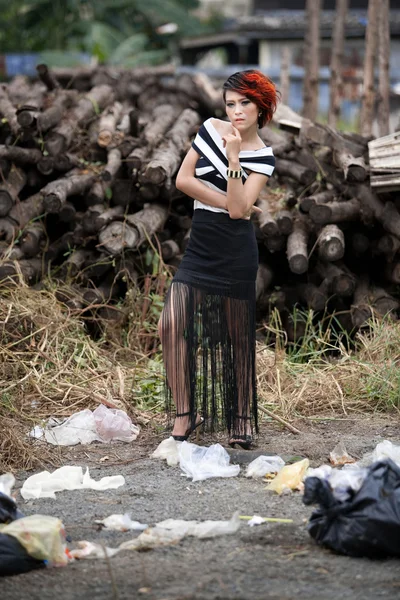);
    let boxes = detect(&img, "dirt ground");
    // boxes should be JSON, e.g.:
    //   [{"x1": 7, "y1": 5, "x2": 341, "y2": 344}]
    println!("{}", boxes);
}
[{"x1": 2, "y1": 415, "x2": 400, "y2": 600}]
